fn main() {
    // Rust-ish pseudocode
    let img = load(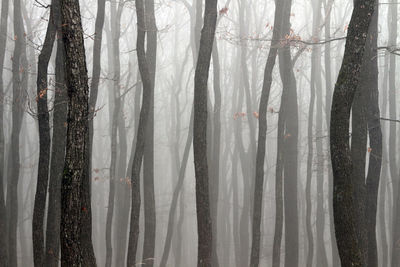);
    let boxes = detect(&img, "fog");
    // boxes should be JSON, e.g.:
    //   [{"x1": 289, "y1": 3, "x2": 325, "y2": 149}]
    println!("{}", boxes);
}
[{"x1": 0, "y1": 0, "x2": 397, "y2": 266}]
